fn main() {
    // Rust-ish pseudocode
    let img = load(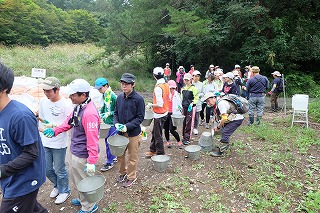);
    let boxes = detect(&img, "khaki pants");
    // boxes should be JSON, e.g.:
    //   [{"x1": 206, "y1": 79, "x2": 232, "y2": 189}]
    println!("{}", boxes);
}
[
  {"x1": 70, "y1": 154, "x2": 96, "y2": 212},
  {"x1": 118, "y1": 134, "x2": 141, "y2": 180}
]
